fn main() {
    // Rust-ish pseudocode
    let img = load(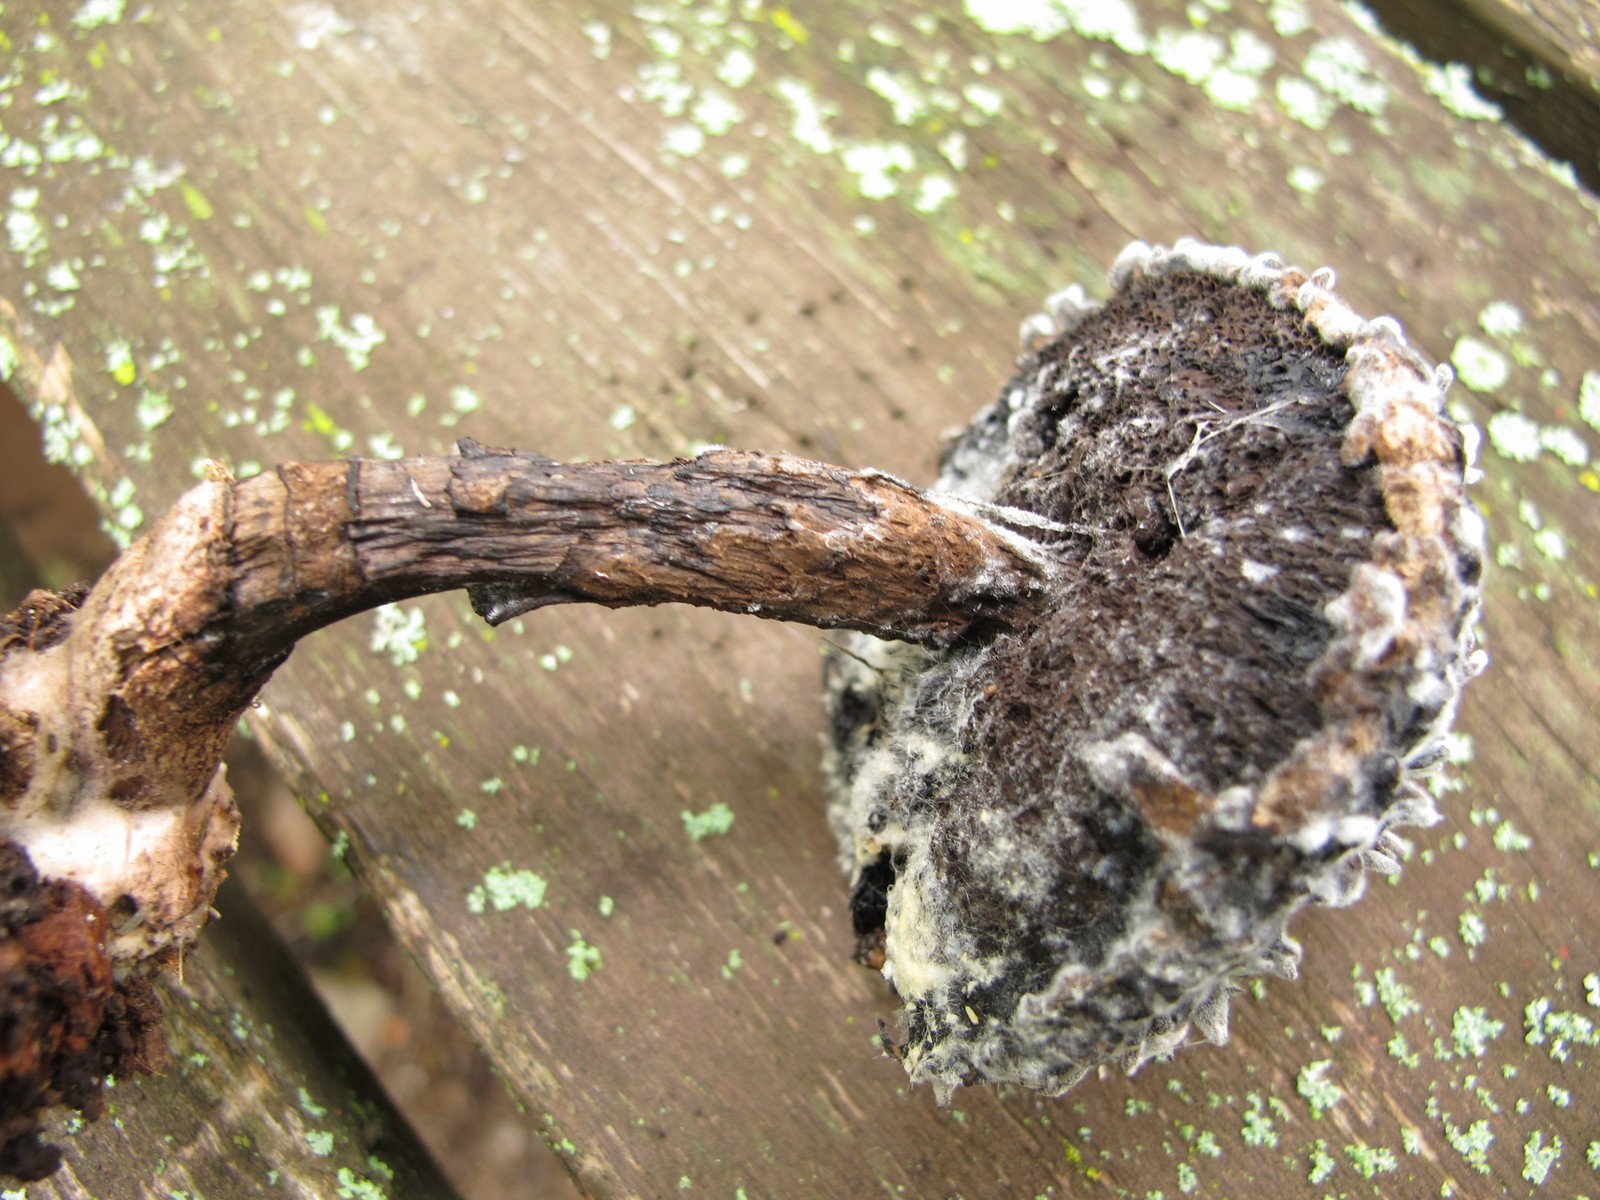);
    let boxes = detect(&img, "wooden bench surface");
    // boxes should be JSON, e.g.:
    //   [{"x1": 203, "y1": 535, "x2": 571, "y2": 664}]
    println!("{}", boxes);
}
[{"x1": 3, "y1": 0, "x2": 1598, "y2": 1195}]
